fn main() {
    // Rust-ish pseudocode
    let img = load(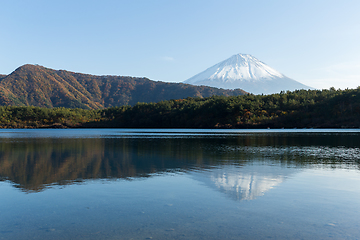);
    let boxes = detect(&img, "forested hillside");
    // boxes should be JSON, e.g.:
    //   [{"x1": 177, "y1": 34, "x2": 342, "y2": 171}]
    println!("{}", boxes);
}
[
  {"x1": 104, "y1": 87, "x2": 360, "y2": 128},
  {"x1": 0, "y1": 64, "x2": 247, "y2": 109},
  {"x1": 0, "y1": 88, "x2": 359, "y2": 129}
]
